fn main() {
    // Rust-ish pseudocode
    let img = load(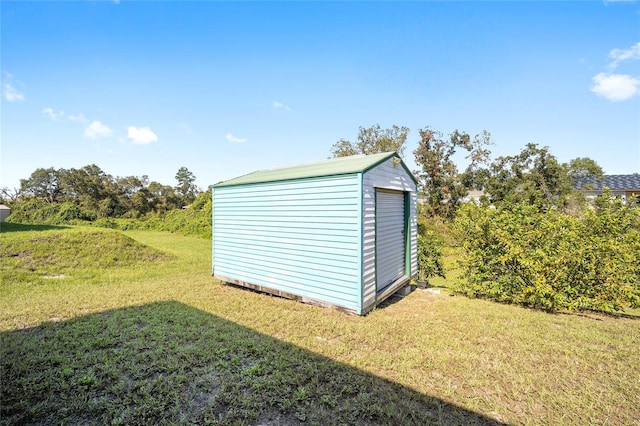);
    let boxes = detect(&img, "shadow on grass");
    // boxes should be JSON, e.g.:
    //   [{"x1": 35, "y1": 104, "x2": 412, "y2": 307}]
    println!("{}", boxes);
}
[
  {"x1": 376, "y1": 291, "x2": 414, "y2": 310},
  {"x1": 560, "y1": 309, "x2": 640, "y2": 321},
  {"x1": 1, "y1": 301, "x2": 505, "y2": 426},
  {"x1": 0, "y1": 222, "x2": 71, "y2": 233}
]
